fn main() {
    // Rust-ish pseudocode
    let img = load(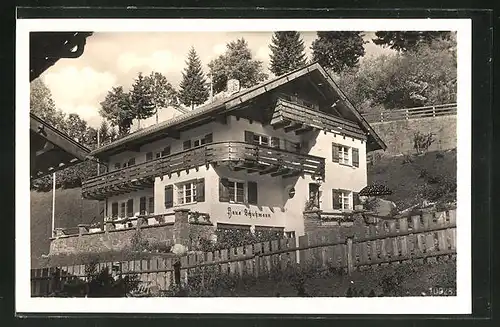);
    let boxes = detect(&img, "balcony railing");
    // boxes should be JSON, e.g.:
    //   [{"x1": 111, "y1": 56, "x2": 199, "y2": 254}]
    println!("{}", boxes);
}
[
  {"x1": 82, "y1": 141, "x2": 325, "y2": 200},
  {"x1": 271, "y1": 97, "x2": 366, "y2": 139}
]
